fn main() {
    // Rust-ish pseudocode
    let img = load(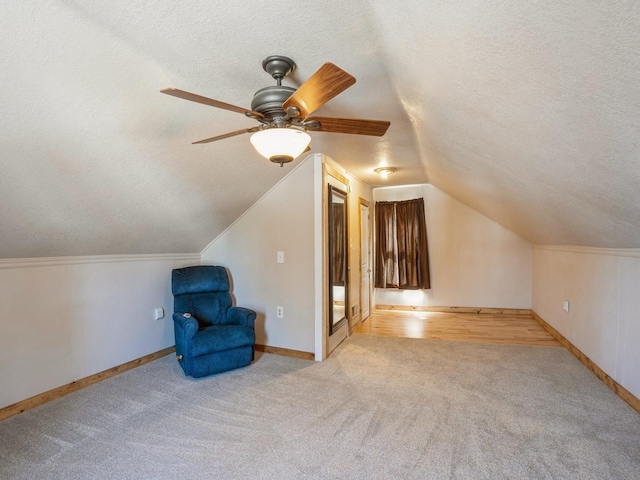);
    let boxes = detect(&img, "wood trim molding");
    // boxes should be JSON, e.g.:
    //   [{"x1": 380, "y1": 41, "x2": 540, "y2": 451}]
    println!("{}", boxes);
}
[
  {"x1": 325, "y1": 163, "x2": 349, "y2": 187},
  {"x1": 255, "y1": 344, "x2": 315, "y2": 361},
  {"x1": 531, "y1": 310, "x2": 640, "y2": 414},
  {"x1": 532, "y1": 244, "x2": 640, "y2": 258},
  {"x1": 375, "y1": 305, "x2": 532, "y2": 315},
  {"x1": 0, "y1": 254, "x2": 200, "y2": 270},
  {"x1": 322, "y1": 162, "x2": 329, "y2": 360},
  {"x1": 0, "y1": 347, "x2": 176, "y2": 422}
]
